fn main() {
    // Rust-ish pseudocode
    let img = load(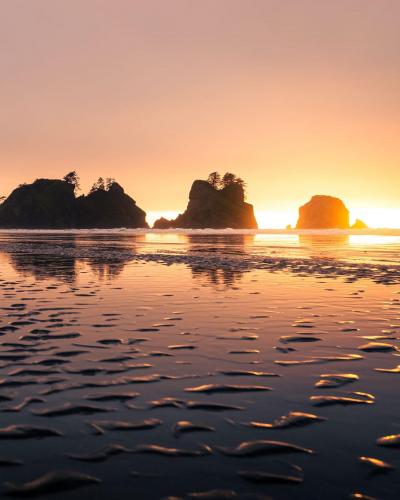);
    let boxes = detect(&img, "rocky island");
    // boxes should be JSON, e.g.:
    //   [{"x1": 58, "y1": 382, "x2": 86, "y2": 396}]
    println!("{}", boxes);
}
[
  {"x1": 153, "y1": 172, "x2": 258, "y2": 229},
  {"x1": 296, "y1": 195, "x2": 350, "y2": 229},
  {"x1": 0, "y1": 172, "x2": 148, "y2": 229}
]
